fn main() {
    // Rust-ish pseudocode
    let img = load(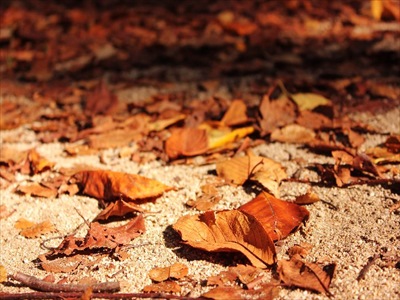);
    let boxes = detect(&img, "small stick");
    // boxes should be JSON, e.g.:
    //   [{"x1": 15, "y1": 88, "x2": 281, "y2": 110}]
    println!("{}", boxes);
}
[
  {"x1": 0, "y1": 292, "x2": 205, "y2": 299},
  {"x1": 8, "y1": 272, "x2": 120, "y2": 293},
  {"x1": 357, "y1": 254, "x2": 379, "y2": 281}
]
